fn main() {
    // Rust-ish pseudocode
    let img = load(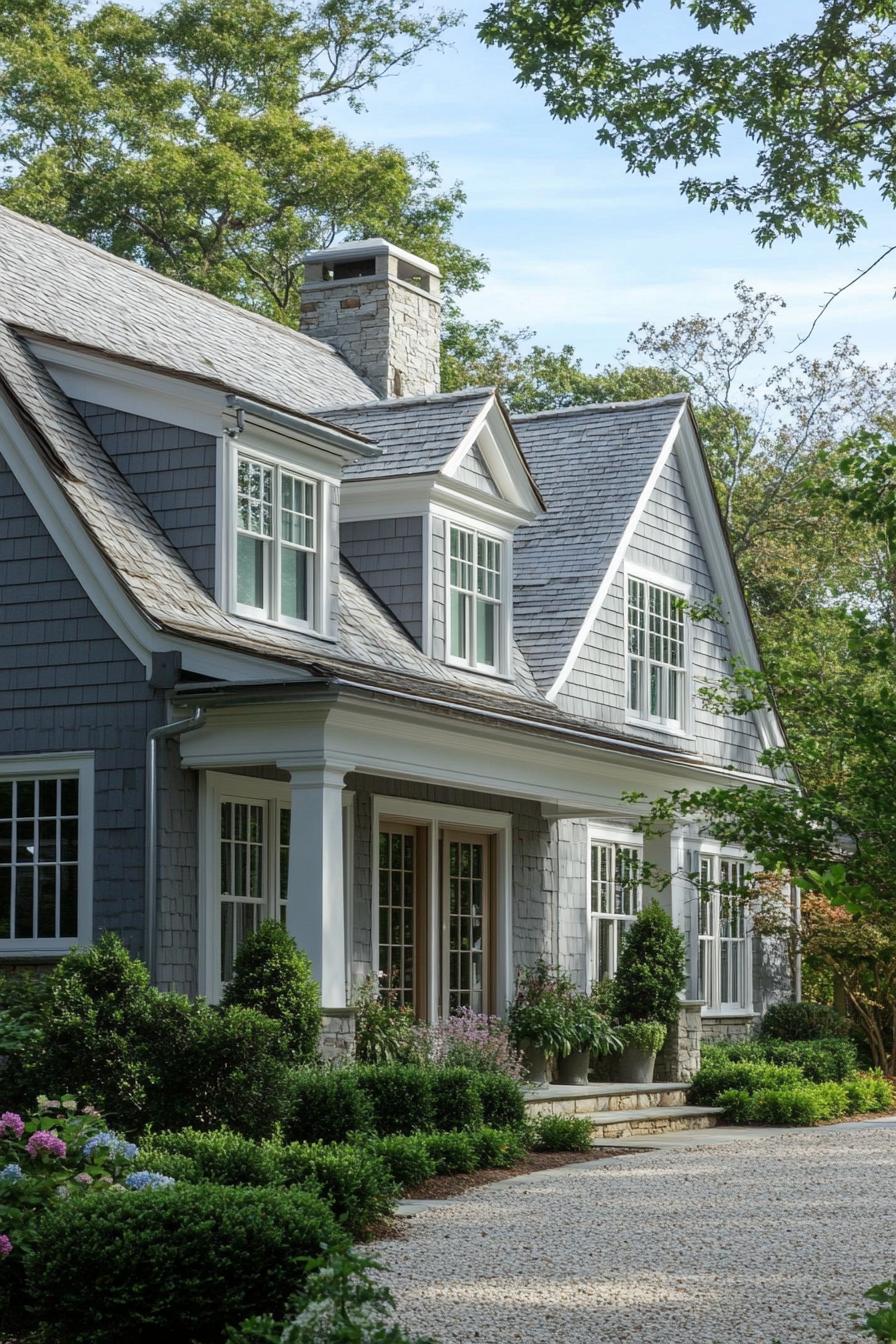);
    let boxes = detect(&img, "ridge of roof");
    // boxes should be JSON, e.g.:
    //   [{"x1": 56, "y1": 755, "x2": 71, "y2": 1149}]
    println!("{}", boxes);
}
[
  {"x1": 315, "y1": 385, "x2": 495, "y2": 417},
  {"x1": 512, "y1": 392, "x2": 689, "y2": 422},
  {"x1": 0, "y1": 205, "x2": 352, "y2": 362}
]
